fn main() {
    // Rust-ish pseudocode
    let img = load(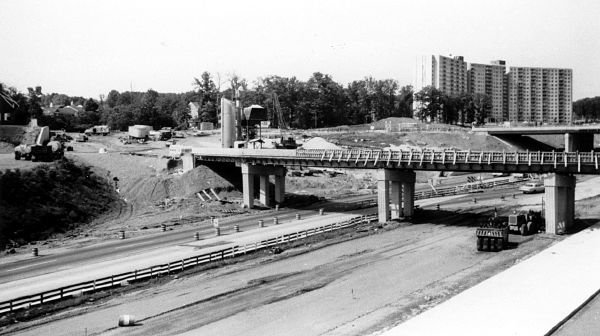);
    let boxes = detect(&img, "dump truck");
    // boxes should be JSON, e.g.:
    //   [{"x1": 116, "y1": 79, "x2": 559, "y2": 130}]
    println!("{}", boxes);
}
[
  {"x1": 476, "y1": 217, "x2": 509, "y2": 252},
  {"x1": 508, "y1": 210, "x2": 544, "y2": 235}
]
